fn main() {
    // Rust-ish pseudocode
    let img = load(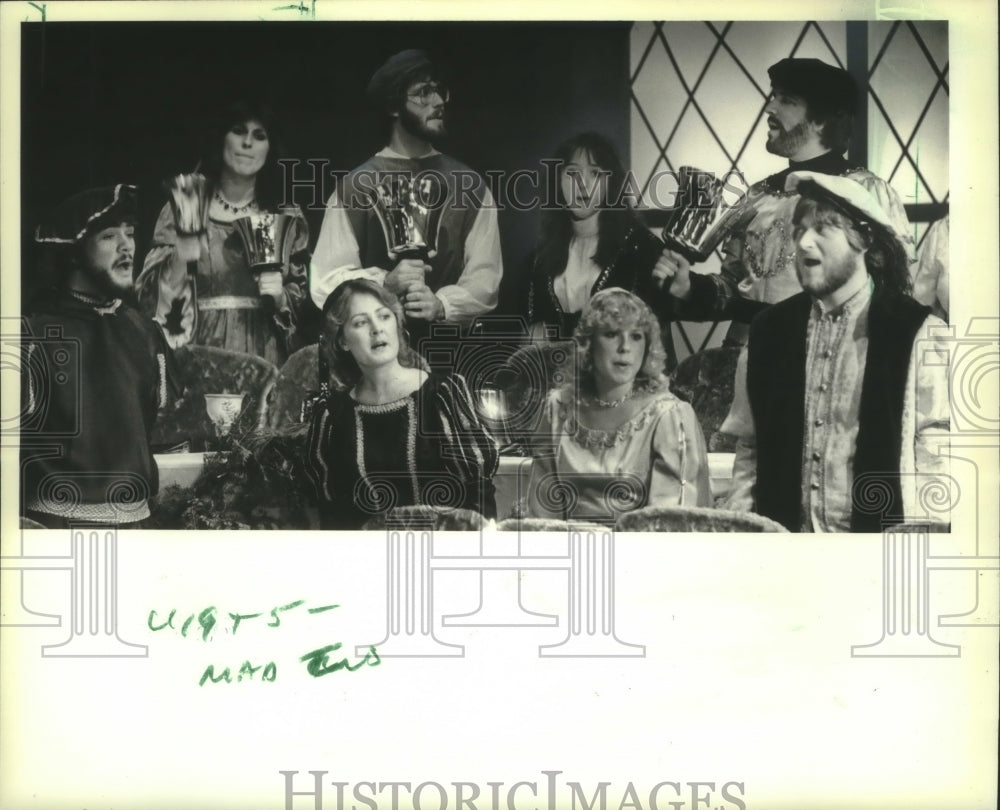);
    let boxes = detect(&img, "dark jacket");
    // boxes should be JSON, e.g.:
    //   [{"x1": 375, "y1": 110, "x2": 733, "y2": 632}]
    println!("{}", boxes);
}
[
  {"x1": 746, "y1": 289, "x2": 930, "y2": 531},
  {"x1": 21, "y1": 289, "x2": 171, "y2": 512}
]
